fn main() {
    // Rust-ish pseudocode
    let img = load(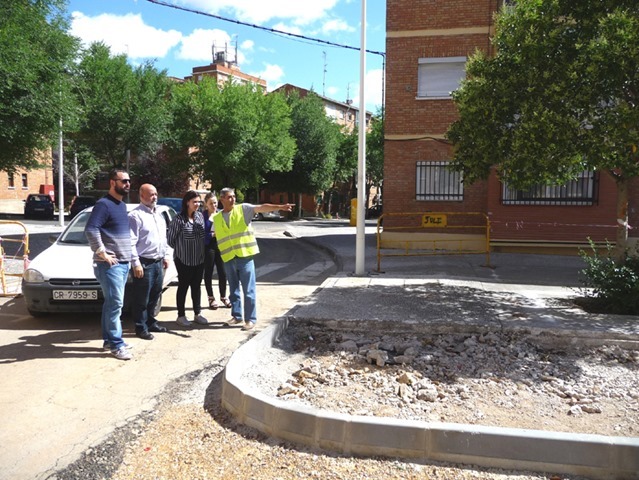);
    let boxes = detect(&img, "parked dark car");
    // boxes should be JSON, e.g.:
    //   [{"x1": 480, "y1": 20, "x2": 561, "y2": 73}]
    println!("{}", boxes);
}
[
  {"x1": 69, "y1": 195, "x2": 96, "y2": 219},
  {"x1": 24, "y1": 194, "x2": 55, "y2": 220},
  {"x1": 157, "y1": 197, "x2": 183, "y2": 212}
]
